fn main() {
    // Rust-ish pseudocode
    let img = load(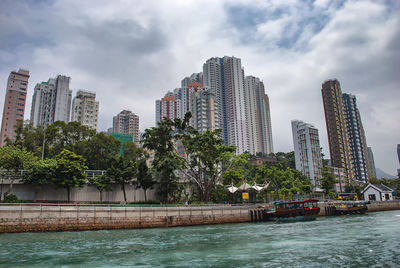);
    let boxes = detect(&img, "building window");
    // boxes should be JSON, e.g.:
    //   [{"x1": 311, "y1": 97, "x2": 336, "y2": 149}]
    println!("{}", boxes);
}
[{"x1": 368, "y1": 194, "x2": 376, "y2": 201}]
